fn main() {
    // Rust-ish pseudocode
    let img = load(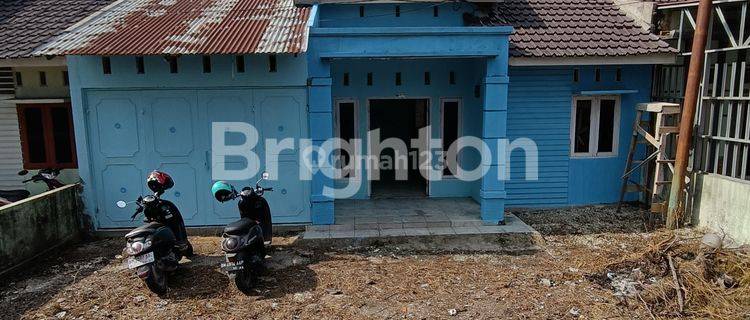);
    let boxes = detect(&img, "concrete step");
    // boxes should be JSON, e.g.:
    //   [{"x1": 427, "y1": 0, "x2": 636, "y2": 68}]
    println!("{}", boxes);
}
[{"x1": 299, "y1": 214, "x2": 543, "y2": 253}]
